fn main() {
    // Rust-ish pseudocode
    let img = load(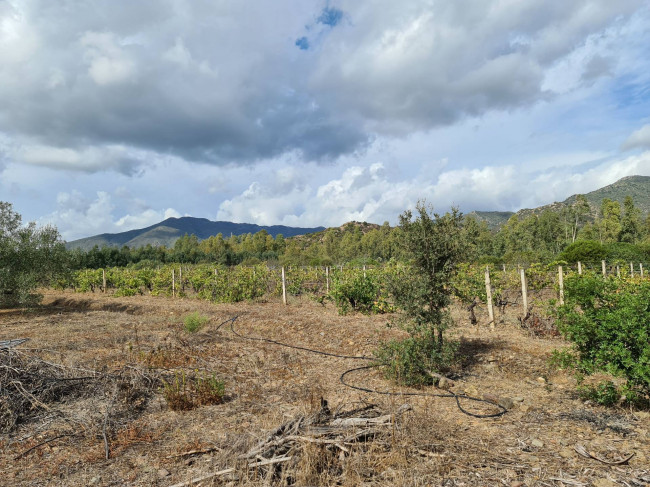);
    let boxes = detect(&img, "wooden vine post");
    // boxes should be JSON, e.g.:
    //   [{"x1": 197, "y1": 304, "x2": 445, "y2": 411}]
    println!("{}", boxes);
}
[
  {"x1": 616, "y1": 265, "x2": 621, "y2": 278},
  {"x1": 102, "y1": 269, "x2": 107, "y2": 293},
  {"x1": 602, "y1": 260, "x2": 607, "y2": 277},
  {"x1": 641, "y1": 263, "x2": 644, "y2": 278},
  {"x1": 520, "y1": 267, "x2": 528, "y2": 315},
  {"x1": 558, "y1": 265, "x2": 564, "y2": 306},
  {"x1": 630, "y1": 262, "x2": 634, "y2": 277},
  {"x1": 172, "y1": 269, "x2": 176, "y2": 298},
  {"x1": 325, "y1": 267, "x2": 330, "y2": 293},
  {"x1": 281, "y1": 266, "x2": 287, "y2": 305},
  {"x1": 577, "y1": 261, "x2": 582, "y2": 275},
  {"x1": 485, "y1": 266, "x2": 495, "y2": 330}
]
